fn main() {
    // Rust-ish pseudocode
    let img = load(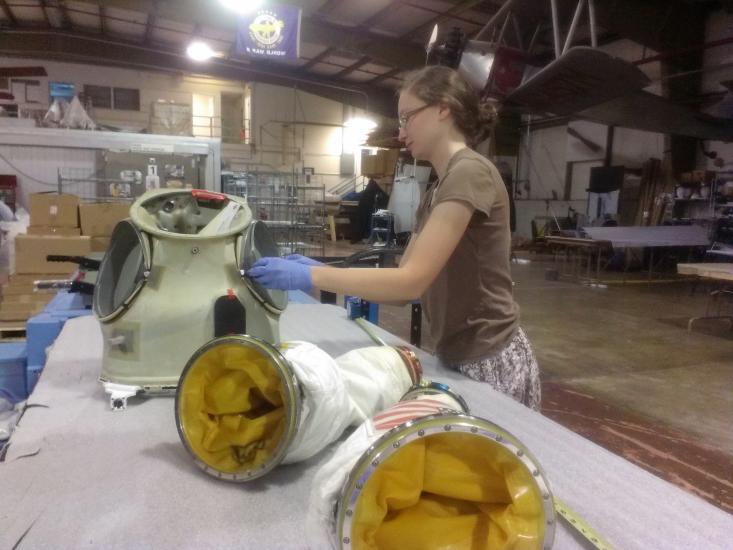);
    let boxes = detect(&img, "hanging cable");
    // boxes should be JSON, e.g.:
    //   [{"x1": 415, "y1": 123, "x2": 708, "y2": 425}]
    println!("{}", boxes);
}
[{"x1": 0, "y1": 149, "x2": 58, "y2": 187}]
